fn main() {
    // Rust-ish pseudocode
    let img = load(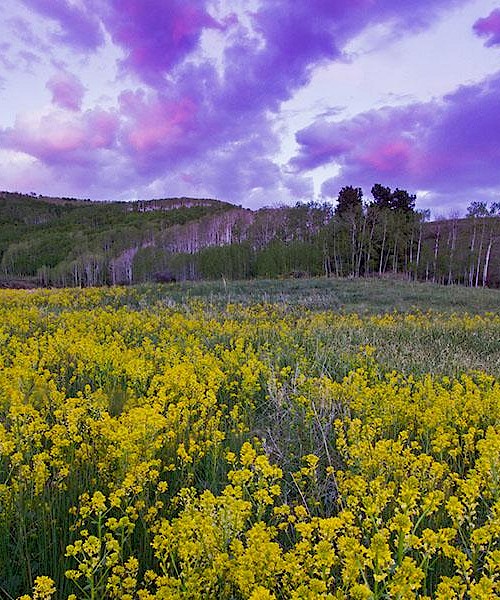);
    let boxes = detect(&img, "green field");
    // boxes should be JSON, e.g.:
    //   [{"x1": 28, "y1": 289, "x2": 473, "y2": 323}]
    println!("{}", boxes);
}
[{"x1": 145, "y1": 277, "x2": 500, "y2": 313}]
